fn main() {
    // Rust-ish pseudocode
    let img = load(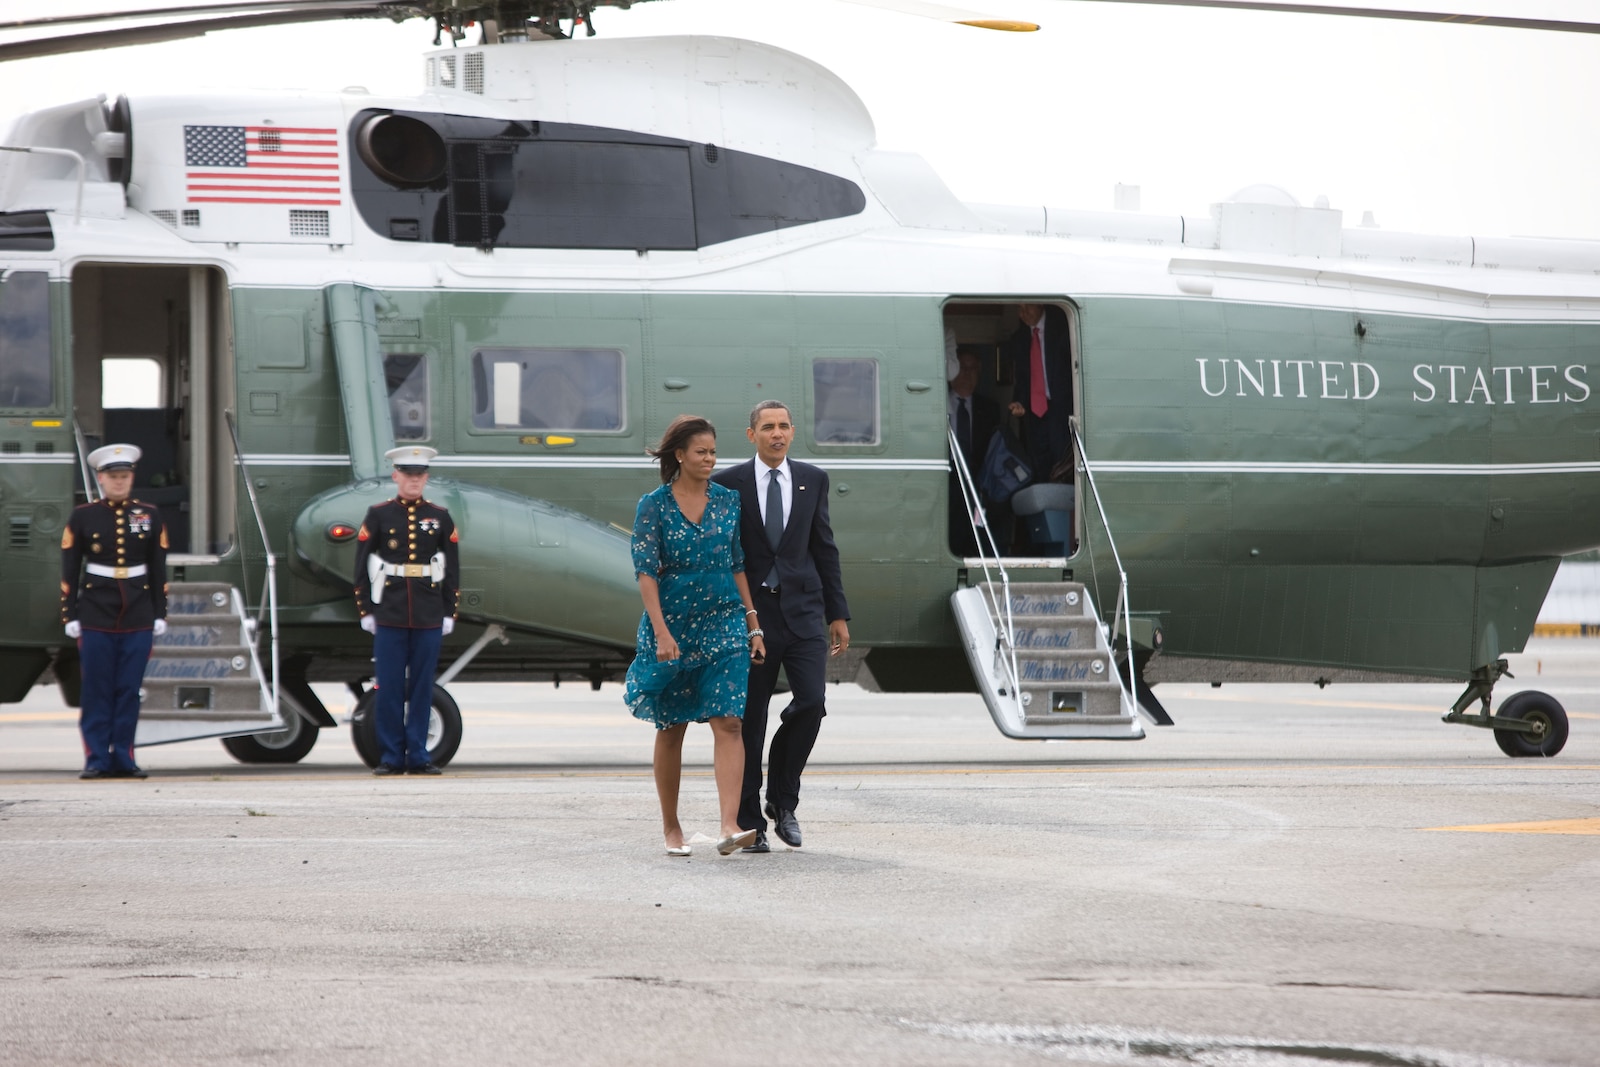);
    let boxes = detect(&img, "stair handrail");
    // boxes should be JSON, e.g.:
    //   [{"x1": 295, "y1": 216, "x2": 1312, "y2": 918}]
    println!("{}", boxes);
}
[
  {"x1": 222, "y1": 410, "x2": 279, "y2": 722},
  {"x1": 1068, "y1": 416, "x2": 1137, "y2": 718},
  {"x1": 948, "y1": 426, "x2": 1023, "y2": 718},
  {"x1": 230, "y1": 586, "x2": 278, "y2": 722},
  {"x1": 71, "y1": 415, "x2": 98, "y2": 502}
]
